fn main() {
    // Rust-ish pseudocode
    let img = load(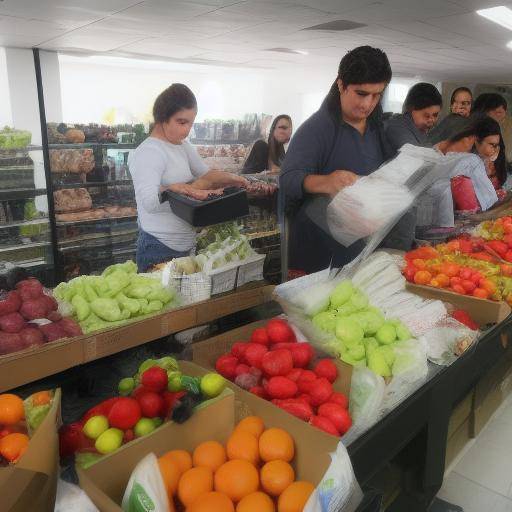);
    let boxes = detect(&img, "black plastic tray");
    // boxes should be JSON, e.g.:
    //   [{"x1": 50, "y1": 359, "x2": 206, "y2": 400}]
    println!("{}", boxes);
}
[{"x1": 160, "y1": 187, "x2": 249, "y2": 227}]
